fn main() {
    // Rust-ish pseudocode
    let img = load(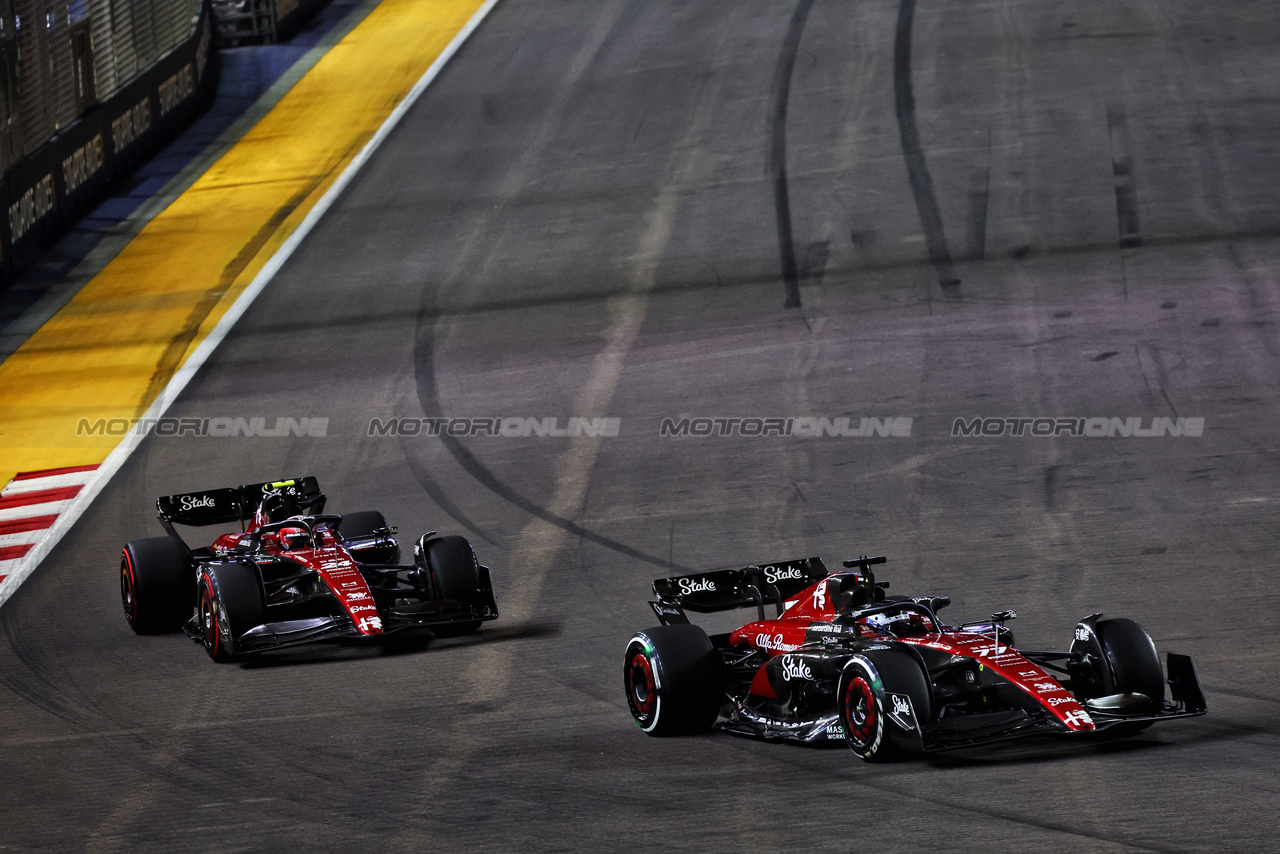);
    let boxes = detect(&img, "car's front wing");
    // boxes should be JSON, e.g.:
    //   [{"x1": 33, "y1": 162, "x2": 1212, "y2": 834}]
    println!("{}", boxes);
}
[{"x1": 182, "y1": 600, "x2": 499, "y2": 653}]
